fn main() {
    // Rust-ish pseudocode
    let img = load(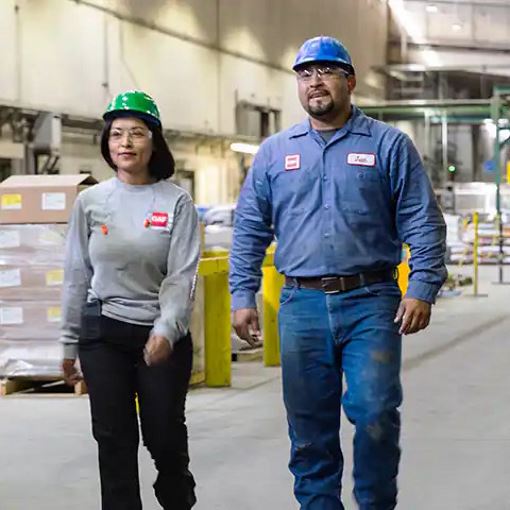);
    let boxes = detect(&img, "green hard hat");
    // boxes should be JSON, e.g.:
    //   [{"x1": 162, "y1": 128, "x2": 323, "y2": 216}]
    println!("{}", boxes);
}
[{"x1": 103, "y1": 90, "x2": 161, "y2": 127}]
